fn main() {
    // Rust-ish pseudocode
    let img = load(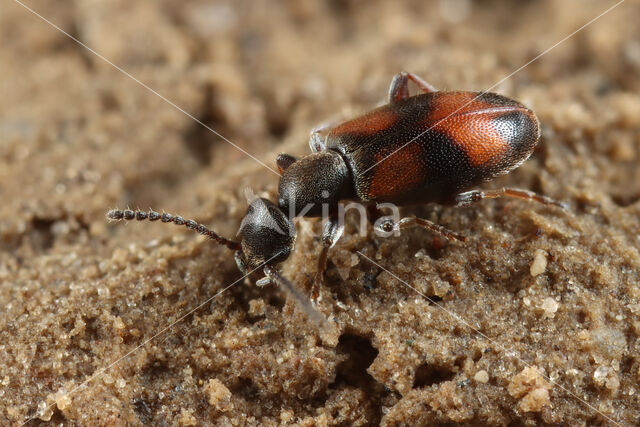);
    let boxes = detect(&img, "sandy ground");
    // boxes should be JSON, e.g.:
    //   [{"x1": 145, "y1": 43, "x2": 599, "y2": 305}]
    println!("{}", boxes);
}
[{"x1": 1, "y1": 0, "x2": 640, "y2": 425}]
